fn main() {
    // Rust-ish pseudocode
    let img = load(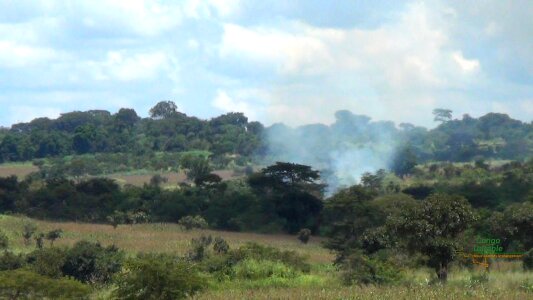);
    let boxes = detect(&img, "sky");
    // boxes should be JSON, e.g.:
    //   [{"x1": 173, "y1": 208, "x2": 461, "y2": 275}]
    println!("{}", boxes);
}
[{"x1": 0, "y1": 0, "x2": 531, "y2": 128}]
